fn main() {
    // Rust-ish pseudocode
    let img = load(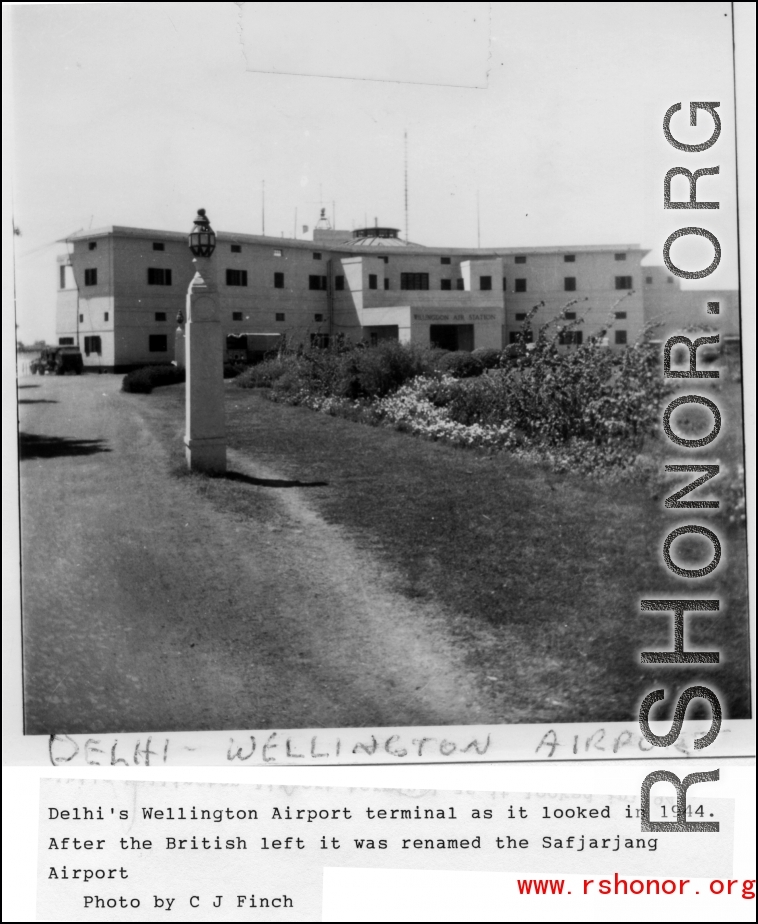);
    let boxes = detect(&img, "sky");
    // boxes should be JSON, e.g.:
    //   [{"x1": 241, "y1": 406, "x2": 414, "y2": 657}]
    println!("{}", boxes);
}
[{"x1": 8, "y1": 1, "x2": 742, "y2": 342}]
